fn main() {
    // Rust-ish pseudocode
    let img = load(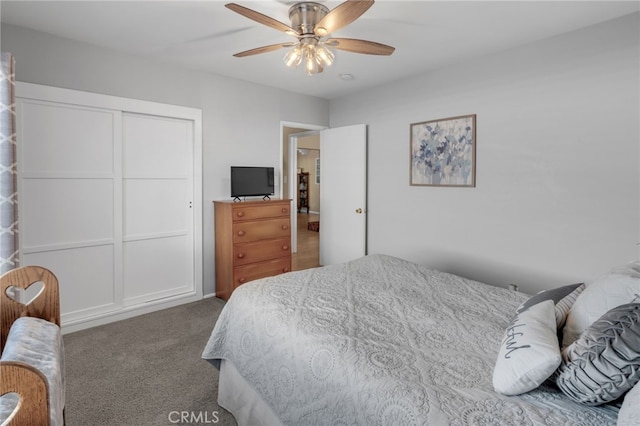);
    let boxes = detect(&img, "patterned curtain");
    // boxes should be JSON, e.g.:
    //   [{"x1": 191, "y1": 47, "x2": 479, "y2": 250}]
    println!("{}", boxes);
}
[{"x1": 1, "y1": 52, "x2": 18, "y2": 274}]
